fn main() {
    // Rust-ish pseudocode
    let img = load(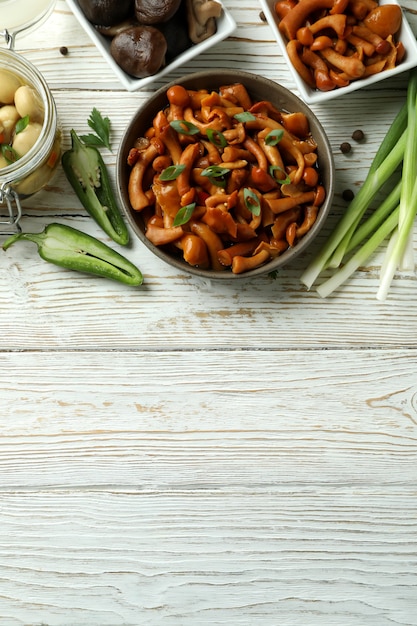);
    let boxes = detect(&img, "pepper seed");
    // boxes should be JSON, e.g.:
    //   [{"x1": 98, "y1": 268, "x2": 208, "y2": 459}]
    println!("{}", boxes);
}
[
  {"x1": 60, "y1": 46, "x2": 68, "y2": 56},
  {"x1": 342, "y1": 189, "x2": 354, "y2": 202},
  {"x1": 340, "y1": 142, "x2": 351, "y2": 154}
]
